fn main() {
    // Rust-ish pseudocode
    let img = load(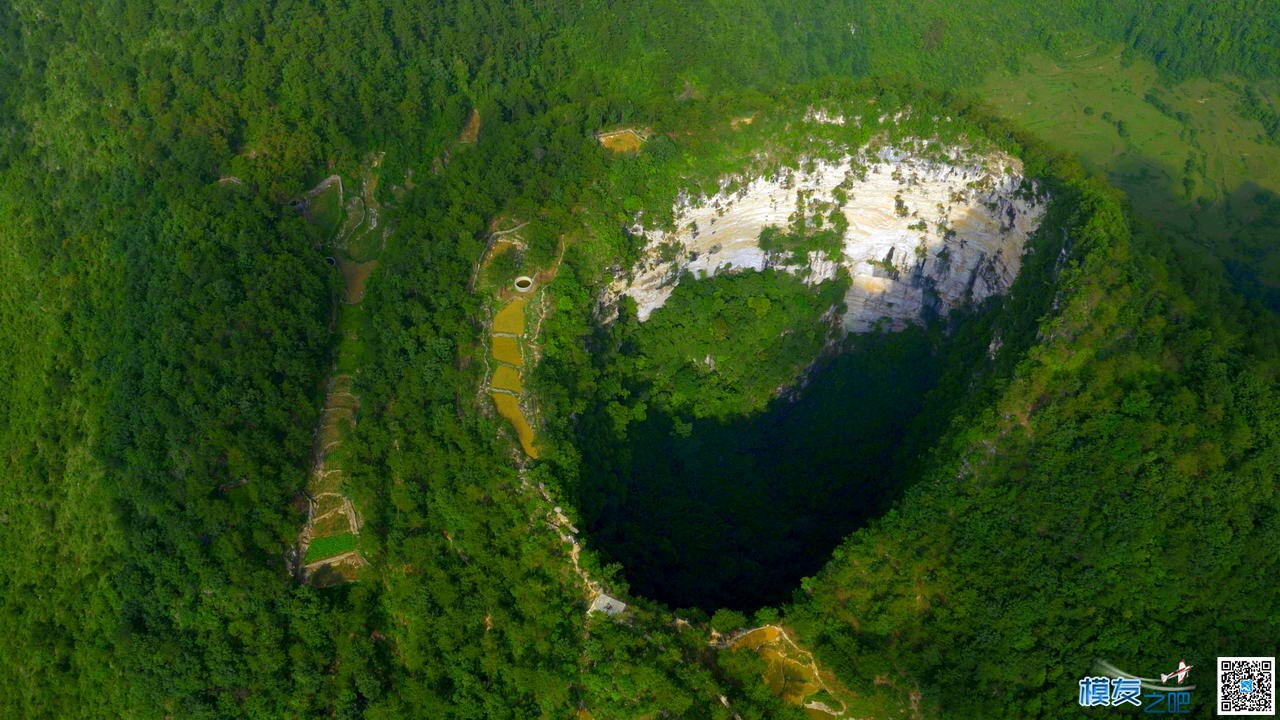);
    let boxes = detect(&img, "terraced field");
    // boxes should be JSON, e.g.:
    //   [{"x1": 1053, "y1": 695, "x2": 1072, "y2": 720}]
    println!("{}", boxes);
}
[
  {"x1": 727, "y1": 625, "x2": 853, "y2": 718},
  {"x1": 292, "y1": 155, "x2": 392, "y2": 584},
  {"x1": 487, "y1": 293, "x2": 539, "y2": 458}
]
